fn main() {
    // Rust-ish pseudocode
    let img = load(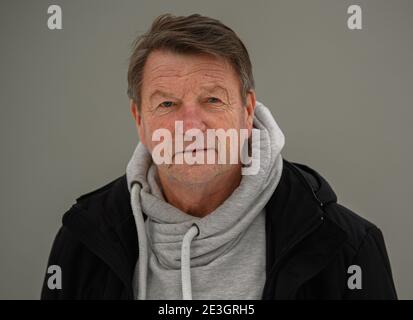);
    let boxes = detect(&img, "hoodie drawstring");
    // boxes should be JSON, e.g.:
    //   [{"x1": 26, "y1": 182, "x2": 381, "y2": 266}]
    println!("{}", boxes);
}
[
  {"x1": 181, "y1": 224, "x2": 199, "y2": 300},
  {"x1": 131, "y1": 182, "x2": 200, "y2": 300},
  {"x1": 131, "y1": 182, "x2": 148, "y2": 300}
]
